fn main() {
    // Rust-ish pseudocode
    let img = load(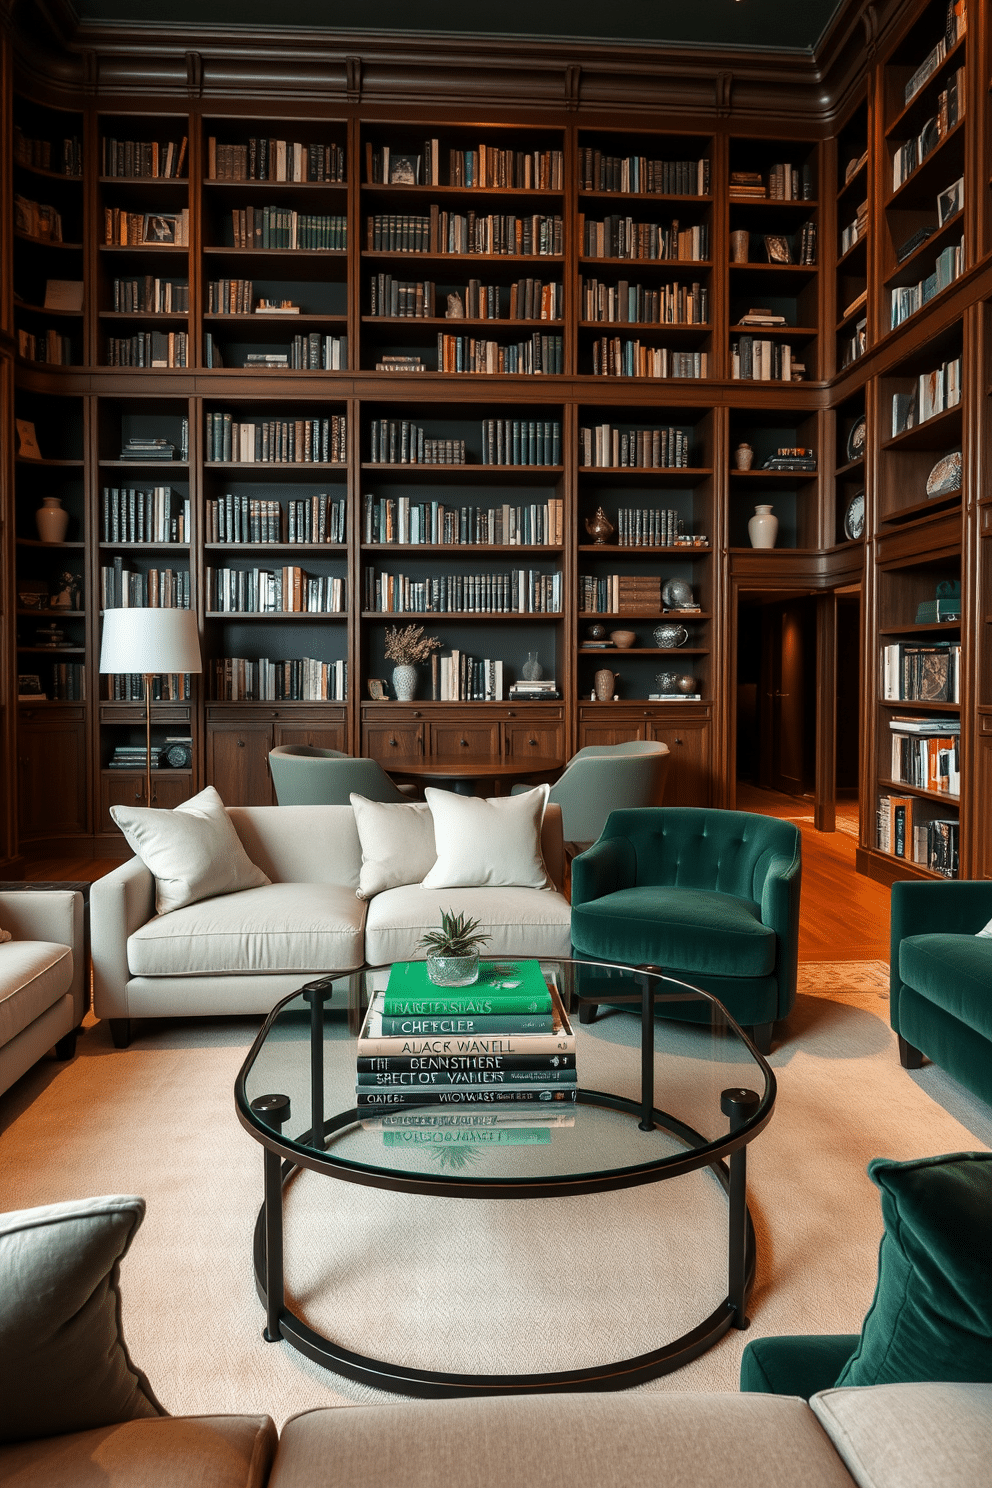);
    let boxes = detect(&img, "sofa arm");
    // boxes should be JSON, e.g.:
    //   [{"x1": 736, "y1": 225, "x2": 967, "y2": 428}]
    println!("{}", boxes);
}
[
  {"x1": 757, "y1": 848, "x2": 802, "y2": 1019},
  {"x1": 570, "y1": 836, "x2": 635, "y2": 907},
  {"x1": 0, "y1": 889, "x2": 86, "y2": 1026},
  {"x1": 91, "y1": 859, "x2": 156, "y2": 1020},
  {"x1": 890, "y1": 880, "x2": 992, "y2": 1022},
  {"x1": 740, "y1": 1335, "x2": 859, "y2": 1400}
]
